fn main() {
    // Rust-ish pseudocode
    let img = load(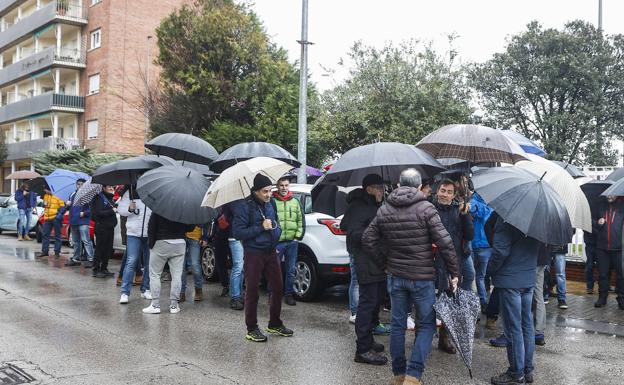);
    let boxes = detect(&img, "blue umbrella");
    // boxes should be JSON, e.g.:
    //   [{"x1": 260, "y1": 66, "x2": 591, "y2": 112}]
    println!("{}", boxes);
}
[
  {"x1": 44, "y1": 169, "x2": 90, "y2": 201},
  {"x1": 500, "y1": 130, "x2": 546, "y2": 157}
]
